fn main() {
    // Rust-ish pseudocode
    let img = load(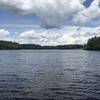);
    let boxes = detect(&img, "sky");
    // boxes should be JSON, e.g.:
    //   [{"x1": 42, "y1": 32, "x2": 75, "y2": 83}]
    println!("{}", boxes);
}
[{"x1": 0, "y1": 0, "x2": 100, "y2": 45}]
